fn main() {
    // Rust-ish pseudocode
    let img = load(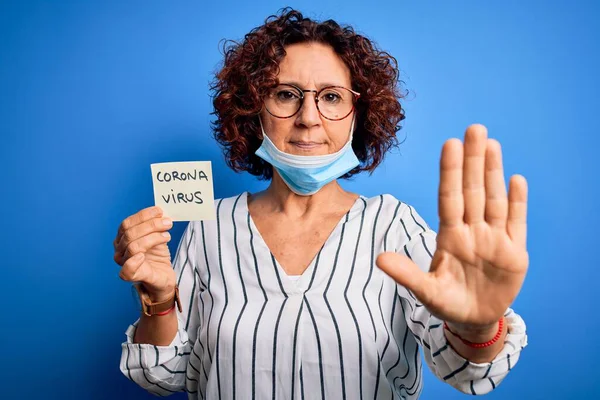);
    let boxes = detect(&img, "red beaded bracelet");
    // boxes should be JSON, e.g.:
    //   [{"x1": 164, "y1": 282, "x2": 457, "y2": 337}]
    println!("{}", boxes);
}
[
  {"x1": 443, "y1": 318, "x2": 504, "y2": 349},
  {"x1": 153, "y1": 304, "x2": 176, "y2": 316}
]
